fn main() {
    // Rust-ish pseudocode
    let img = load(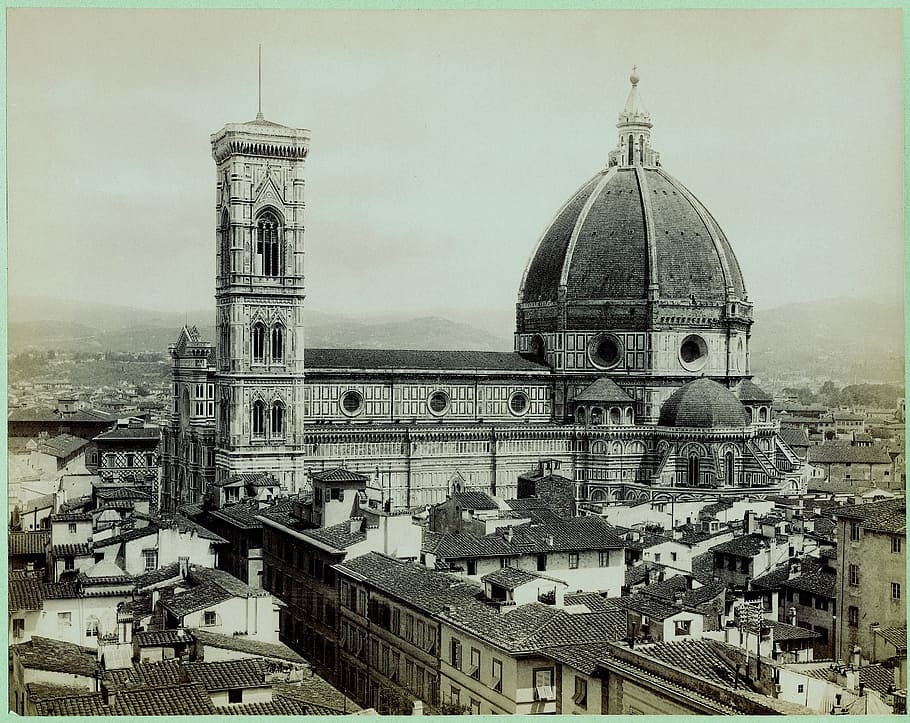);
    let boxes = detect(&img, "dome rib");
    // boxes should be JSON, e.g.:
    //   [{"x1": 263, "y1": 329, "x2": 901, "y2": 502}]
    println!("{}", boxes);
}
[
  {"x1": 558, "y1": 167, "x2": 618, "y2": 289},
  {"x1": 633, "y1": 165, "x2": 660, "y2": 295}
]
